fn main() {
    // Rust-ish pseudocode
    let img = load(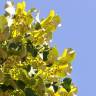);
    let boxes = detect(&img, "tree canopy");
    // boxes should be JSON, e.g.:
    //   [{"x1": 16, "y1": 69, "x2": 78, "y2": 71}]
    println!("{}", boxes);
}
[{"x1": 0, "y1": 1, "x2": 78, "y2": 96}]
